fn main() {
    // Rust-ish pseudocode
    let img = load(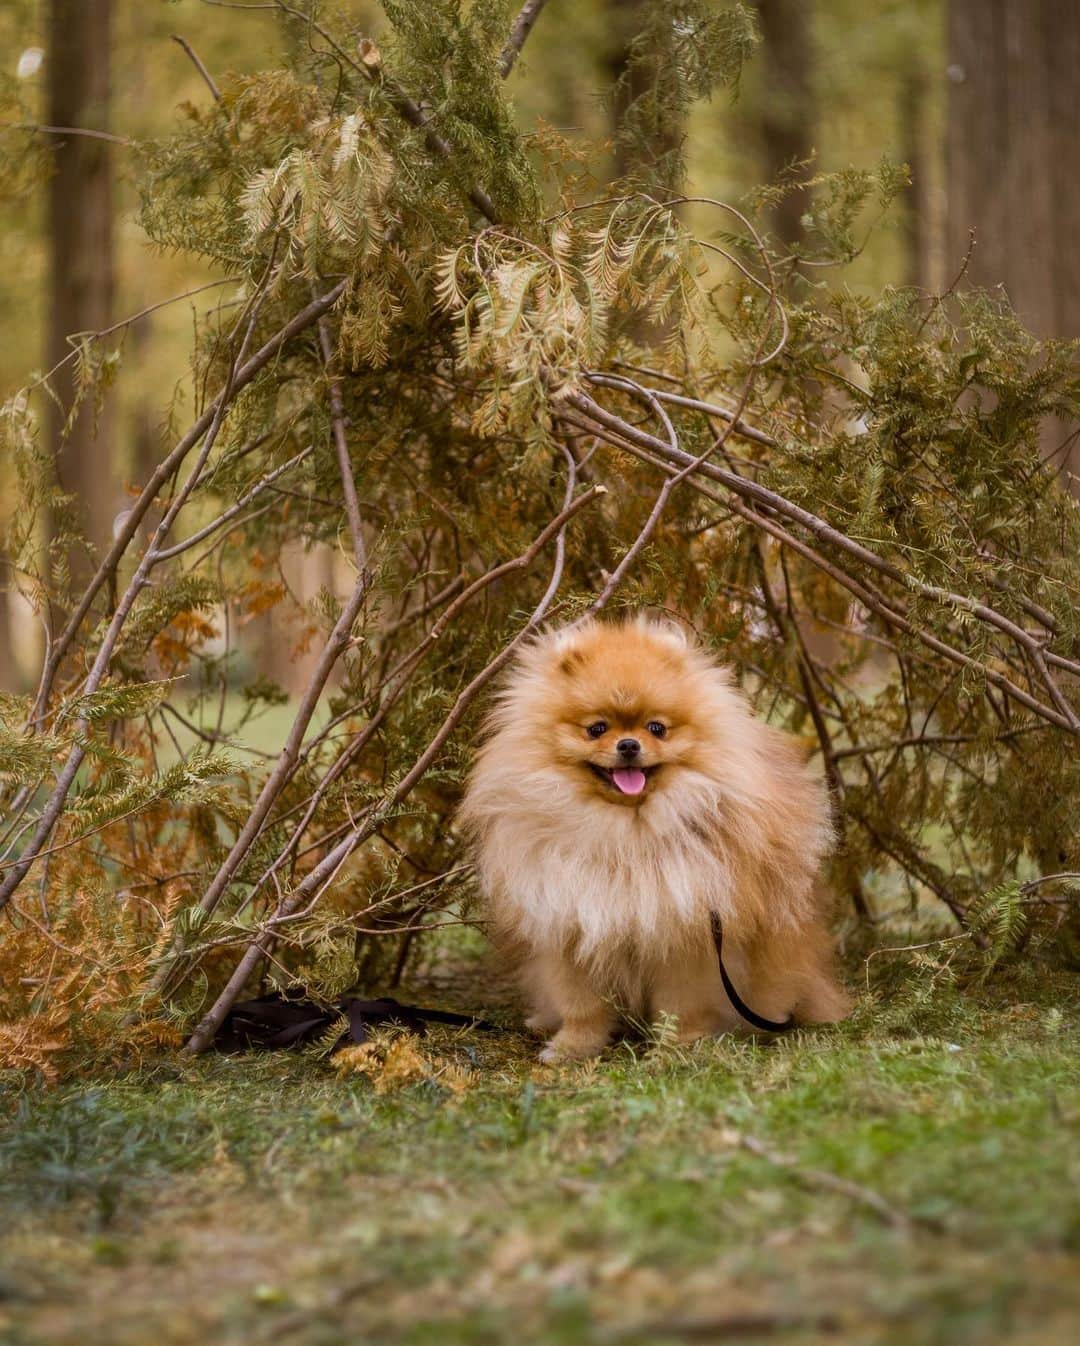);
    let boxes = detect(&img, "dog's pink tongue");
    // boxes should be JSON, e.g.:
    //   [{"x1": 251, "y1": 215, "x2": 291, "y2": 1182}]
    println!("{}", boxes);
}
[{"x1": 612, "y1": 767, "x2": 647, "y2": 796}]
